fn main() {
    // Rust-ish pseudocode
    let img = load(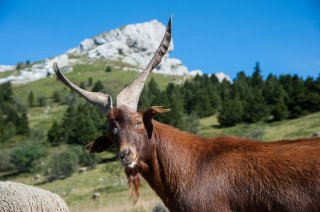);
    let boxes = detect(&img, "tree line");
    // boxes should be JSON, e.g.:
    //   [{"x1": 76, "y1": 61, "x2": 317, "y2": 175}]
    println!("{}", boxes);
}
[{"x1": 140, "y1": 62, "x2": 320, "y2": 127}]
